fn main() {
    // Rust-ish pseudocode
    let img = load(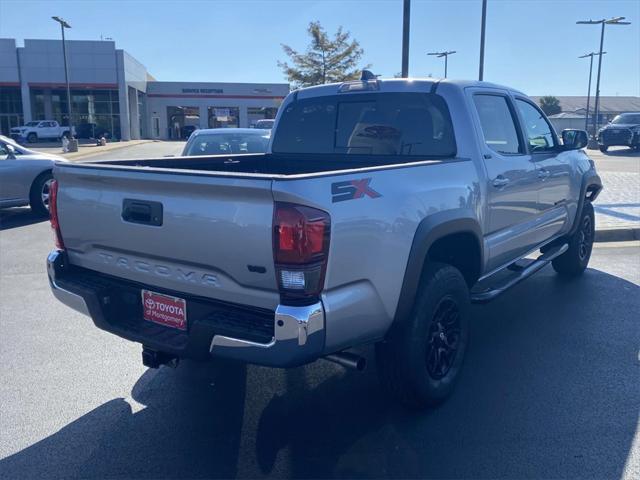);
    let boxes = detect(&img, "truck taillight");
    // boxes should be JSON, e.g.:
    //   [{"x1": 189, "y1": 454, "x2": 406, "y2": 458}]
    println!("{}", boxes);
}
[
  {"x1": 273, "y1": 202, "x2": 330, "y2": 303},
  {"x1": 49, "y1": 179, "x2": 65, "y2": 250}
]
